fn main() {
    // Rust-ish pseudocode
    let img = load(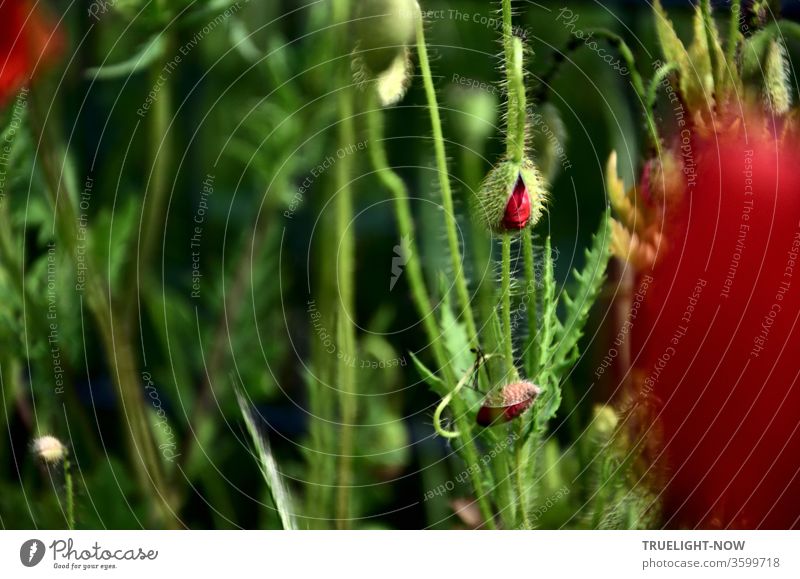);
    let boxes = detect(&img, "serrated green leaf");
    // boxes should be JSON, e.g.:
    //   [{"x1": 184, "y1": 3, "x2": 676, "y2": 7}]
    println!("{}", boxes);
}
[
  {"x1": 551, "y1": 208, "x2": 612, "y2": 374},
  {"x1": 409, "y1": 351, "x2": 445, "y2": 395},
  {"x1": 653, "y1": 0, "x2": 701, "y2": 108},
  {"x1": 439, "y1": 290, "x2": 472, "y2": 380}
]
